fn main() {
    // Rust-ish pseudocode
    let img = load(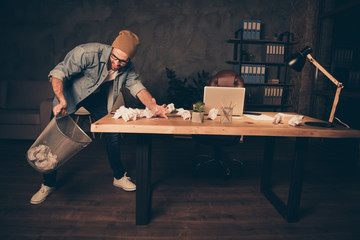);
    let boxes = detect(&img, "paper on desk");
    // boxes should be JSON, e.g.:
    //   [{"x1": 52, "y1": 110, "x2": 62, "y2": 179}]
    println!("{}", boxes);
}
[{"x1": 244, "y1": 114, "x2": 274, "y2": 121}]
